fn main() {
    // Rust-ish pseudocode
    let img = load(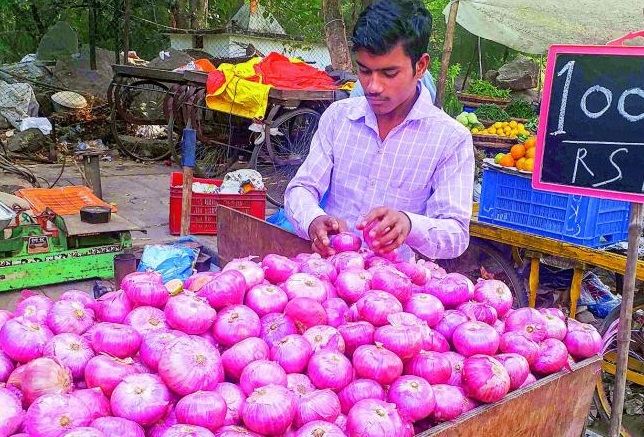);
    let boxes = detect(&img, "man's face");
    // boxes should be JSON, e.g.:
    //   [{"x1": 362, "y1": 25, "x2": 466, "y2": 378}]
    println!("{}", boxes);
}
[{"x1": 355, "y1": 42, "x2": 428, "y2": 117}]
